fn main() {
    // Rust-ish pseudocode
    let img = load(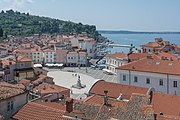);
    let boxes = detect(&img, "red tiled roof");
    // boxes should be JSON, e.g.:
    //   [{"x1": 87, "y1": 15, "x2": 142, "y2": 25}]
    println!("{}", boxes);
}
[
  {"x1": 106, "y1": 52, "x2": 127, "y2": 59},
  {"x1": 141, "y1": 42, "x2": 161, "y2": 48},
  {"x1": 151, "y1": 92, "x2": 180, "y2": 119},
  {"x1": 117, "y1": 55, "x2": 180, "y2": 75},
  {"x1": 128, "y1": 53, "x2": 150, "y2": 61},
  {"x1": 13, "y1": 102, "x2": 72, "y2": 120},
  {"x1": 13, "y1": 55, "x2": 32, "y2": 62},
  {"x1": 56, "y1": 49, "x2": 68, "y2": 53},
  {"x1": 2, "y1": 60, "x2": 15, "y2": 66},
  {"x1": 0, "y1": 83, "x2": 25, "y2": 100},
  {"x1": 33, "y1": 82, "x2": 70, "y2": 94},
  {"x1": 43, "y1": 49, "x2": 55, "y2": 52},
  {"x1": 19, "y1": 79, "x2": 31, "y2": 86},
  {"x1": 14, "y1": 48, "x2": 42, "y2": 53},
  {"x1": 155, "y1": 52, "x2": 178, "y2": 60},
  {"x1": 89, "y1": 80, "x2": 149, "y2": 100},
  {"x1": 84, "y1": 95, "x2": 128, "y2": 111}
]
